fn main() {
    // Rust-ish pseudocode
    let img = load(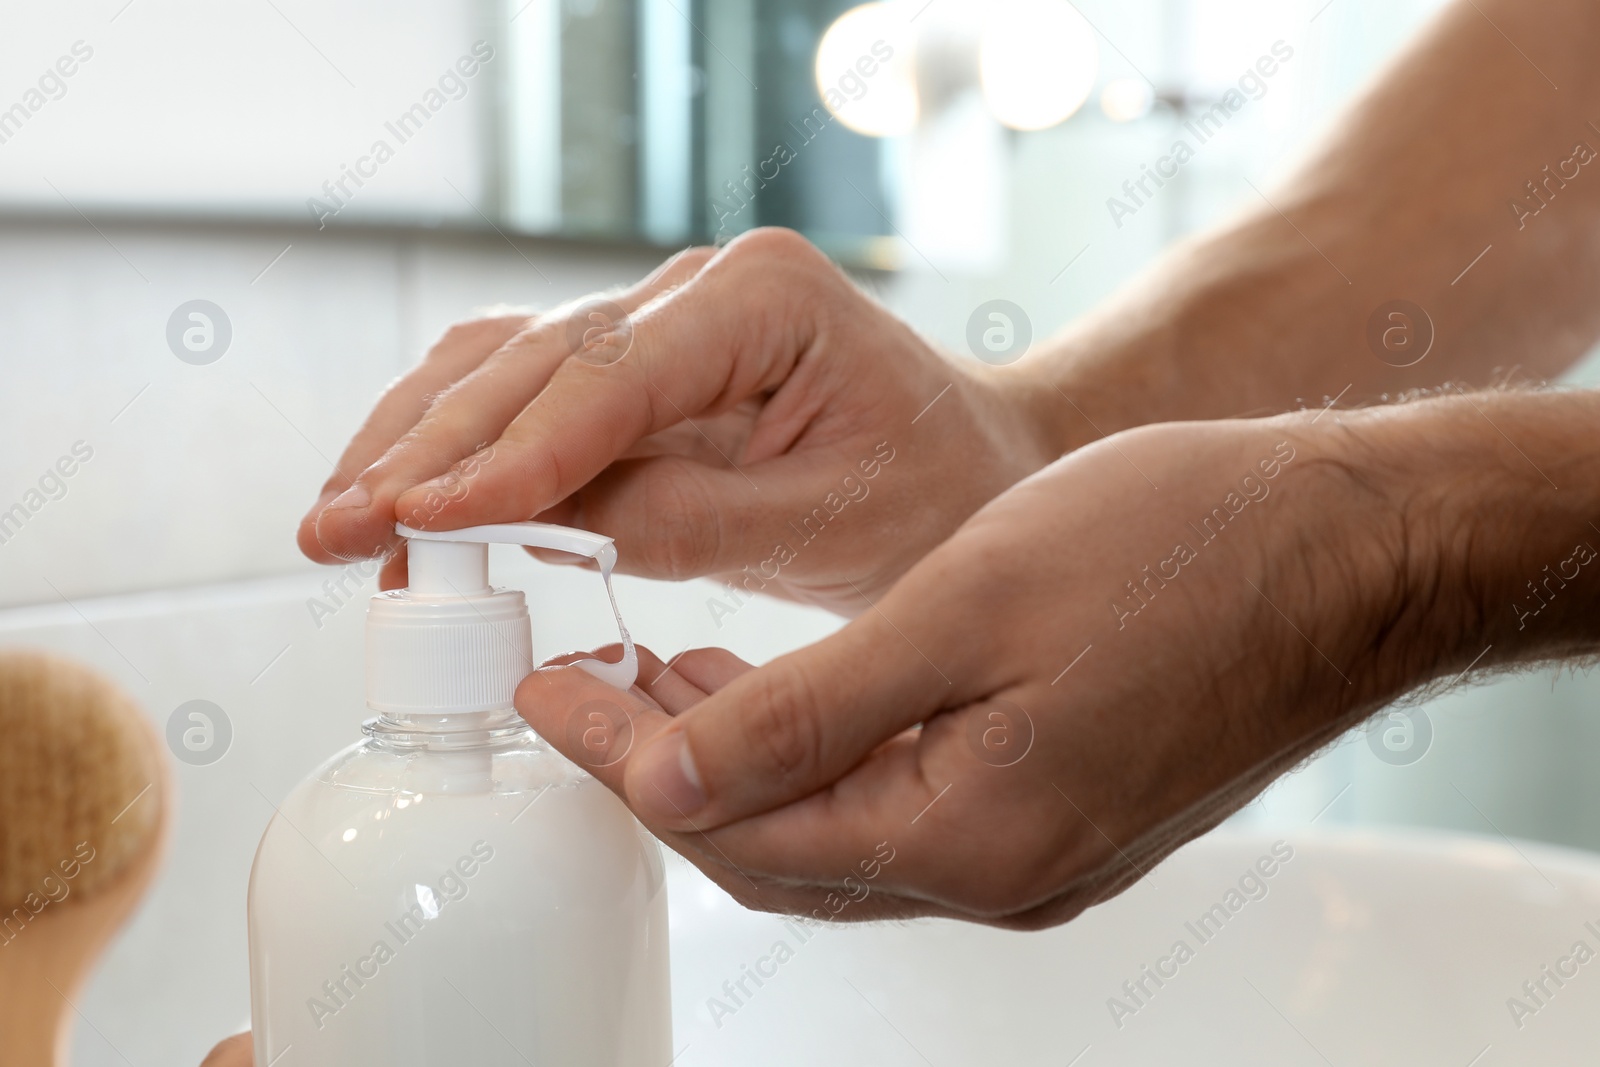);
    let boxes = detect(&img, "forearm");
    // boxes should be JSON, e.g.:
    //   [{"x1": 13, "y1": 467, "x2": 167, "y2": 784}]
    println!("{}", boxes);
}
[{"x1": 1023, "y1": 0, "x2": 1600, "y2": 454}]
